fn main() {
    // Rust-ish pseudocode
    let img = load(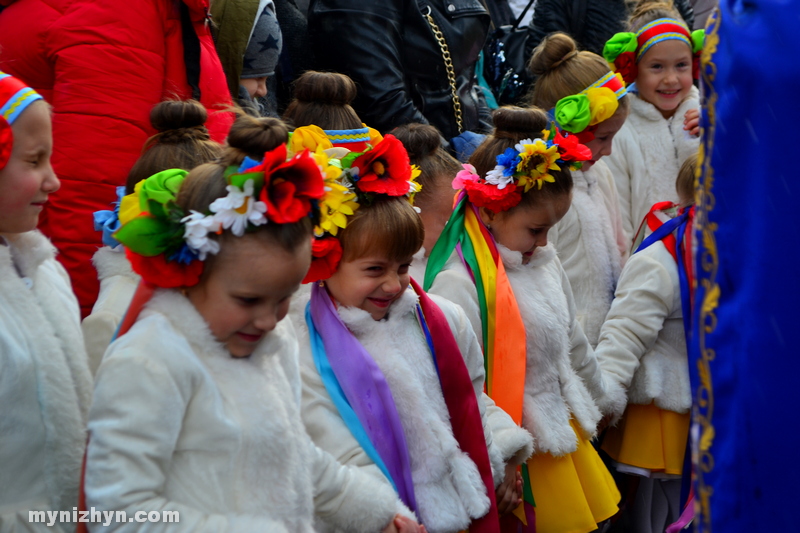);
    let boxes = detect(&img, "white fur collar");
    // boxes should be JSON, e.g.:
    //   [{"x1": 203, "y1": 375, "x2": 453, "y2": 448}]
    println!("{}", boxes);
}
[
  {"x1": 337, "y1": 287, "x2": 420, "y2": 335},
  {"x1": 1, "y1": 230, "x2": 56, "y2": 277},
  {"x1": 498, "y1": 242, "x2": 557, "y2": 272},
  {"x1": 630, "y1": 85, "x2": 700, "y2": 123}
]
